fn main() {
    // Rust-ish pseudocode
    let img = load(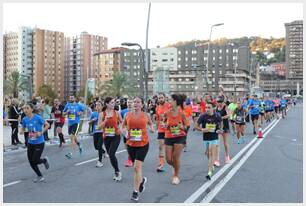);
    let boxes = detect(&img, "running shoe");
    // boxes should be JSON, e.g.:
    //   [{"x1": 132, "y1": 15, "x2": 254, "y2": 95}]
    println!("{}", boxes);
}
[
  {"x1": 172, "y1": 176, "x2": 180, "y2": 185},
  {"x1": 214, "y1": 160, "x2": 220, "y2": 167},
  {"x1": 131, "y1": 191, "x2": 139, "y2": 202},
  {"x1": 156, "y1": 164, "x2": 165, "y2": 172},
  {"x1": 253, "y1": 130, "x2": 256, "y2": 135},
  {"x1": 139, "y1": 177, "x2": 147, "y2": 193},
  {"x1": 237, "y1": 139, "x2": 241, "y2": 144},
  {"x1": 113, "y1": 172, "x2": 122, "y2": 182},
  {"x1": 183, "y1": 146, "x2": 187, "y2": 152},
  {"x1": 96, "y1": 160, "x2": 103, "y2": 168},
  {"x1": 225, "y1": 155, "x2": 231, "y2": 164},
  {"x1": 125, "y1": 159, "x2": 133, "y2": 167},
  {"x1": 65, "y1": 152, "x2": 72, "y2": 159},
  {"x1": 43, "y1": 156, "x2": 50, "y2": 169},
  {"x1": 33, "y1": 176, "x2": 45, "y2": 183},
  {"x1": 206, "y1": 171, "x2": 212, "y2": 180}
]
